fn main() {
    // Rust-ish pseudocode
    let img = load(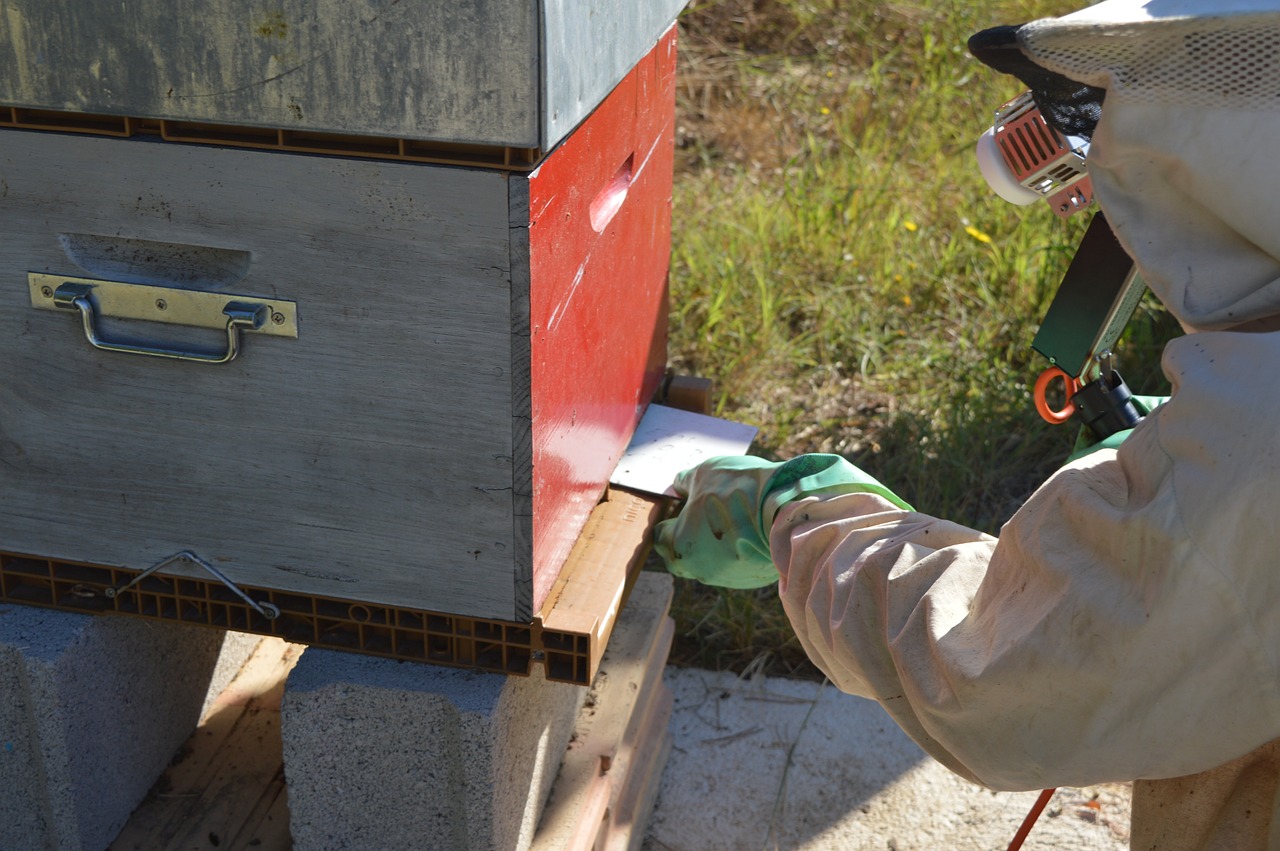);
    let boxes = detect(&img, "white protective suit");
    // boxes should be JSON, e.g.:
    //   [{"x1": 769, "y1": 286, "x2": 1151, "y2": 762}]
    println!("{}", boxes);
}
[{"x1": 773, "y1": 2, "x2": 1280, "y2": 848}]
